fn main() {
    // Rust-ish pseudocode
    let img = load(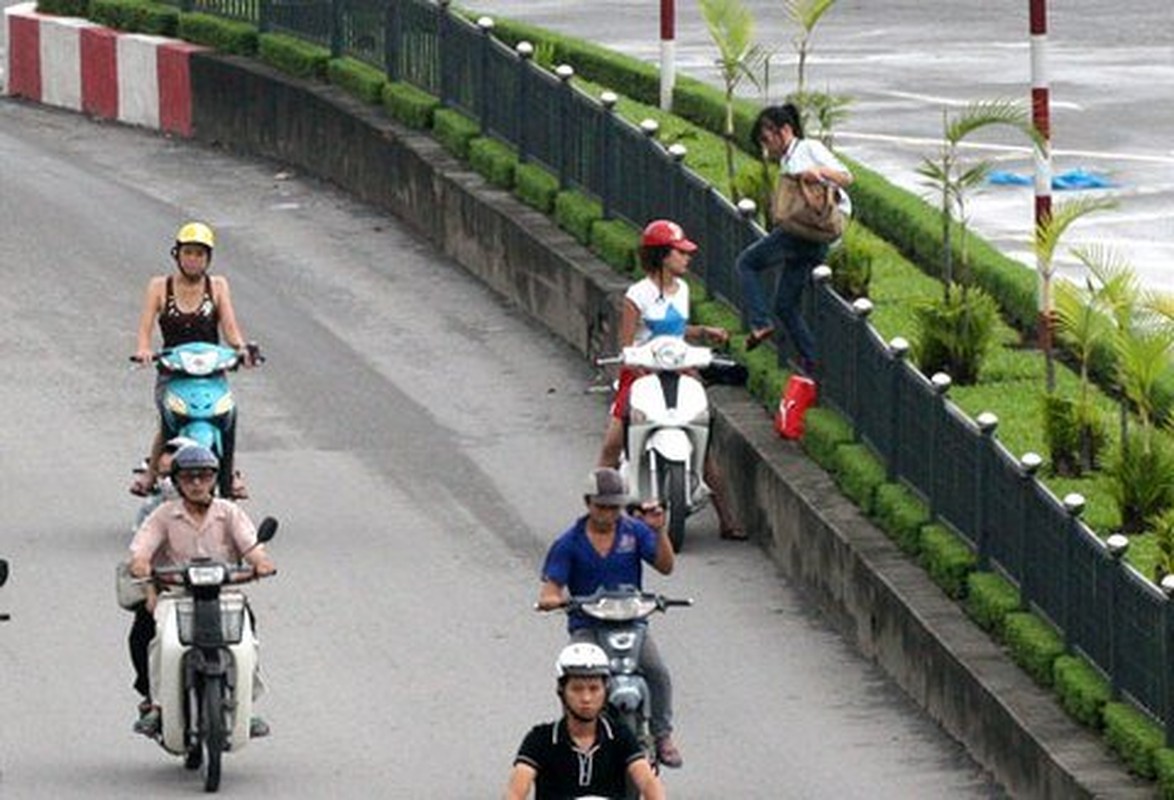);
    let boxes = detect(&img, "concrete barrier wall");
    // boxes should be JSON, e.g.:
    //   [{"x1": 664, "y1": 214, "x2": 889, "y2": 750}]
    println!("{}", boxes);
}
[
  {"x1": 3, "y1": 2, "x2": 203, "y2": 135},
  {"x1": 3, "y1": 19, "x2": 1151, "y2": 797}
]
